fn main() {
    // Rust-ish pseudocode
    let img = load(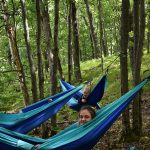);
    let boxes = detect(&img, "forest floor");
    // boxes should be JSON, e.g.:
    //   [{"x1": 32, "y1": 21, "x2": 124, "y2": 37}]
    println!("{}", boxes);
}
[{"x1": 92, "y1": 92, "x2": 150, "y2": 150}]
